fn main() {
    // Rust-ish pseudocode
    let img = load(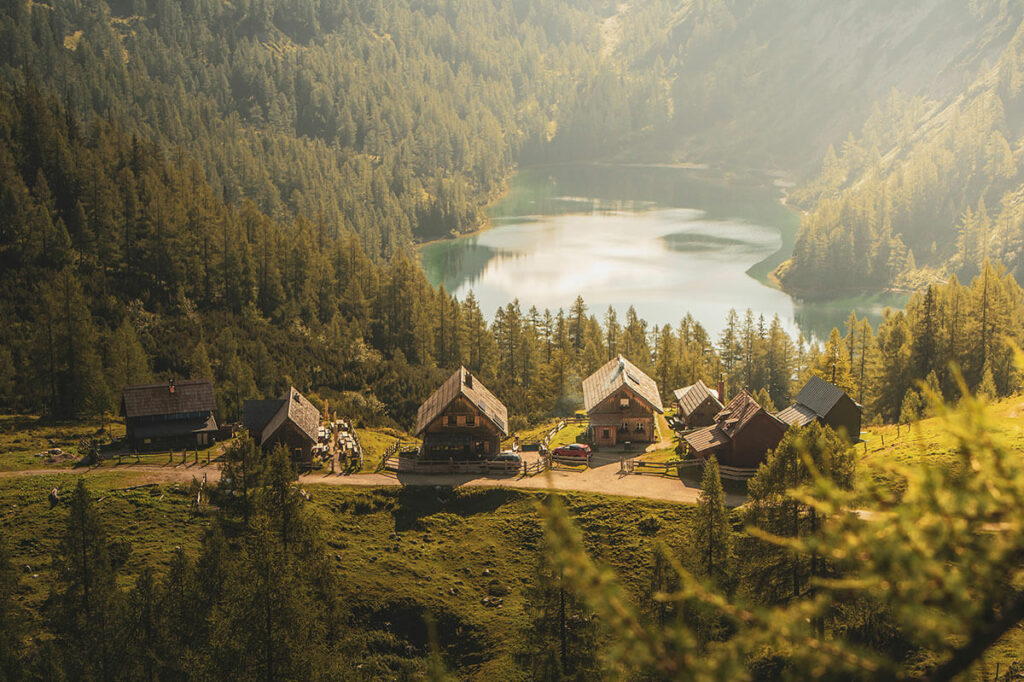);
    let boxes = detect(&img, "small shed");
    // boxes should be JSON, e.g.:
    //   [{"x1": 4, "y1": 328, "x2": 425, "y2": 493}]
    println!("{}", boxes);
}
[
  {"x1": 583, "y1": 355, "x2": 664, "y2": 448},
  {"x1": 673, "y1": 380, "x2": 724, "y2": 429},
  {"x1": 684, "y1": 390, "x2": 788, "y2": 469},
  {"x1": 243, "y1": 387, "x2": 321, "y2": 465},
  {"x1": 121, "y1": 379, "x2": 218, "y2": 450},
  {"x1": 775, "y1": 376, "x2": 862, "y2": 442},
  {"x1": 416, "y1": 367, "x2": 508, "y2": 461}
]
